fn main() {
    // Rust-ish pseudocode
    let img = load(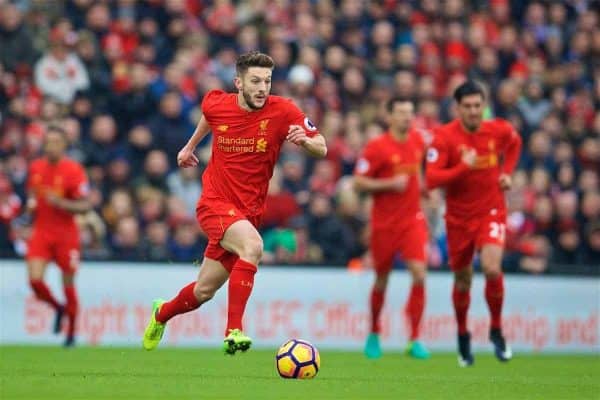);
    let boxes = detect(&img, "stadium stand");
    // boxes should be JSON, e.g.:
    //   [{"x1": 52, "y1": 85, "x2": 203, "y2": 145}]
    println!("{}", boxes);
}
[{"x1": 0, "y1": 0, "x2": 598, "y2": 274}]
